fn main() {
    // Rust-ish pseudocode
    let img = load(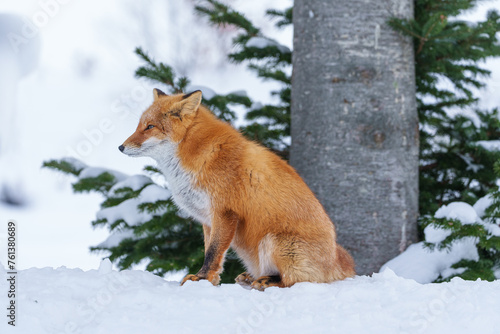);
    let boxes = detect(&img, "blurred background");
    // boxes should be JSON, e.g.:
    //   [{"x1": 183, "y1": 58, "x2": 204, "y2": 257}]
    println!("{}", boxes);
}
[{"x1": 0, "y1": 0, "x2": 499, "y2": 271}]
